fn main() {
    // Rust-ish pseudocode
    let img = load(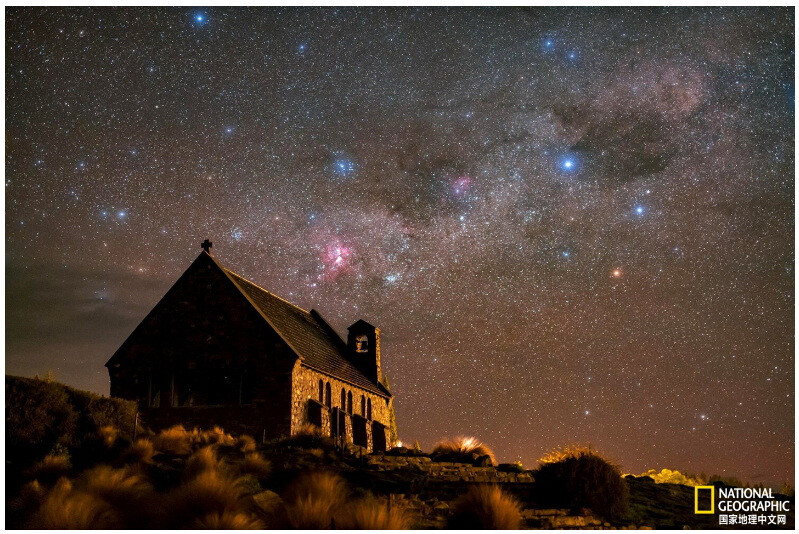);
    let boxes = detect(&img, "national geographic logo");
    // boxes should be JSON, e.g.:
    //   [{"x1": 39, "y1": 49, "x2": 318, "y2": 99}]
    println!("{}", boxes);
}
[
  {"x1": 695, "y1": 486, "x2": 715, "y2": 514},
  {"x1": 694, "y1": 485, "x2": 791, "y2": 526}
]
